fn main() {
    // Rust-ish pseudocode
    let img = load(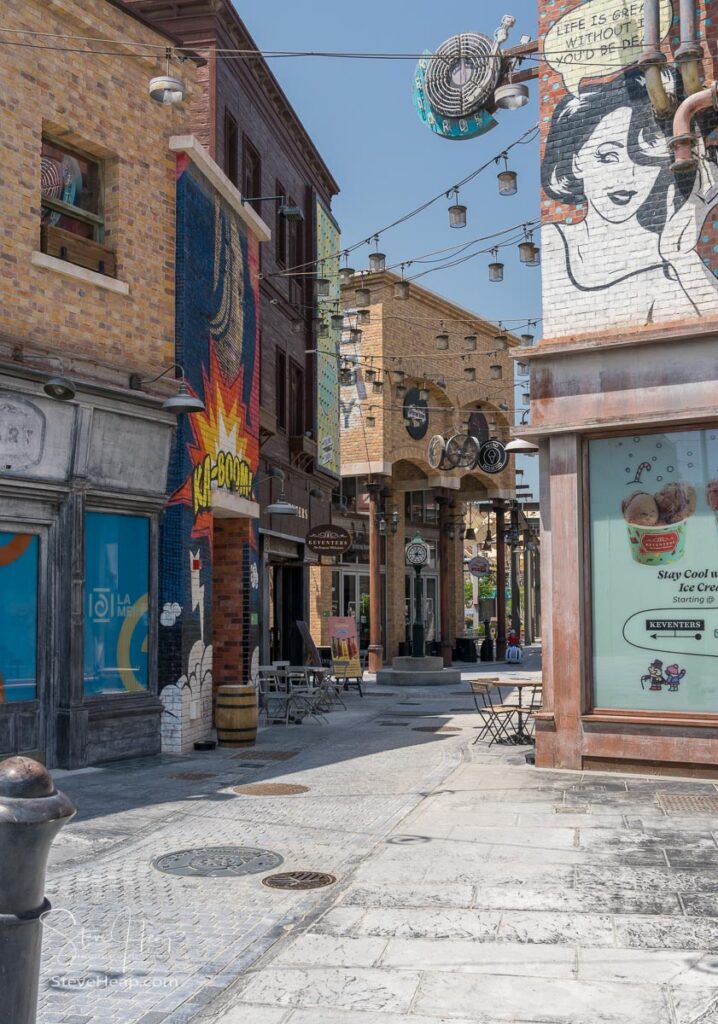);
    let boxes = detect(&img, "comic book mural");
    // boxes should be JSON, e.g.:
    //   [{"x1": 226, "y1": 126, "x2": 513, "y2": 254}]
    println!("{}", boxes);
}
[
  {"x1": 315, "y1": 199, "x2": 341, "y2": 477},
  {"x1": 159, "y1": 157, "x2": 260, "y2": 753},
  {"x1": 540, "y1": 0, "x2": 718, "y2": 337}
]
